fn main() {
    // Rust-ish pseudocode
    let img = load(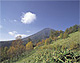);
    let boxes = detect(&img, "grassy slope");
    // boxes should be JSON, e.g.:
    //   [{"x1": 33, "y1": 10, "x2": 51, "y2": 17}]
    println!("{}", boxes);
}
[{"x1": 16, "y1": 31, "x2": 80, "y2": 63}]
